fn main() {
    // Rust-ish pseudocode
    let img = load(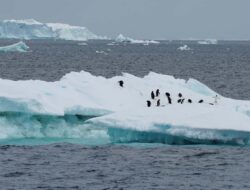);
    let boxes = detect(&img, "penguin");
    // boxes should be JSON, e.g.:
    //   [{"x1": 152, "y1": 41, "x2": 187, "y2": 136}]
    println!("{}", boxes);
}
[
  {"x1": 177, "y1": 99, "x2": 182, "y2": 104},
  {"x1": 178, "y1": 93, "x2": 182, "y2": 98},
  {"x1": 118, "y1": 80, "x2": 124, "y2": 87},
  {"x1": 188, "y1": 99, "x2": 192, "y2": 103},
  {"x1": 156, "y1": 99, "x2": 160, "y2": 107},
  {"x1": 165, "y1": 92, "x2": 172, "y2": 104},
  {"x1": 151, "y1": 91, "x2": 155, "y2": 99},
  {"x1": 213, "y1": 95, "x2": 220, "y2": 105},
  {"x1": 147, "y1": 100, "x2": 151, "y2": 107},
  {"x1": 156, "y1": 89, "x2": 160, "y2": 97},
  {"x1": 198, "y1": 99, "x2": 204, "y2": 103},
  {"x1": 181, "y1": 99, "x2": 185, "y2": 104}
]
